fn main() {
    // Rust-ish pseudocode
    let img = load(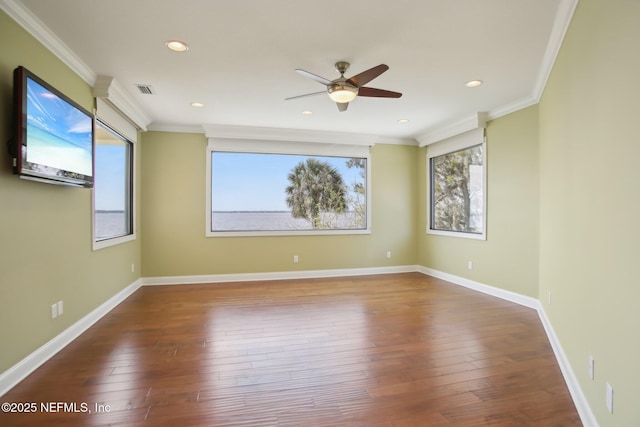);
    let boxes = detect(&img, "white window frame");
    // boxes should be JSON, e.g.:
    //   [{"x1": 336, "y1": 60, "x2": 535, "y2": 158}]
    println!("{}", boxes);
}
[
  {"x1": 426, "y1": 128, "x2": 487, "y2": 240},
  {"x1": 92, "y1": 100, "x2": 137, "y2": 250},
  {"x1": 206, "y1": 138, "x2": 372, "y2": 237}
]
